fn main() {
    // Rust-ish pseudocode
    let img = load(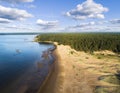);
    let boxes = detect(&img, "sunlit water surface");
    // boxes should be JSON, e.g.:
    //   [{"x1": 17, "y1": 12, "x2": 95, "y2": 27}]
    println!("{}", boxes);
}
[{"x1": 0, "y1": 35, "x2": 54, "y2": 93}]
